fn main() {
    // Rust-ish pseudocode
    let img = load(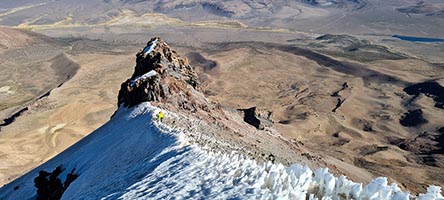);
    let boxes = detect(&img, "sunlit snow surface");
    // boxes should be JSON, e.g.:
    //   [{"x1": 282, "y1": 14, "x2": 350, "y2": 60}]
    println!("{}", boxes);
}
[
  {"x1": 142, "y1": 38, "x2": 157, "y2": 56},
  {"x1": 1, "y1": 103, "x2": 443, "y2": 200},
  {"x1": 130, "y1": 70, "x2": 157, "y2": 87}
]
